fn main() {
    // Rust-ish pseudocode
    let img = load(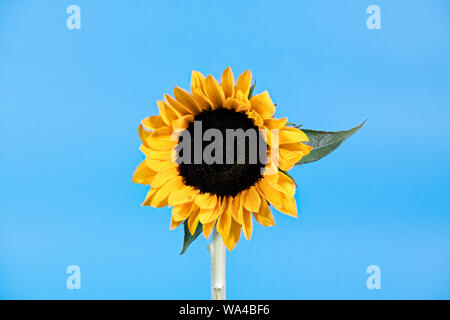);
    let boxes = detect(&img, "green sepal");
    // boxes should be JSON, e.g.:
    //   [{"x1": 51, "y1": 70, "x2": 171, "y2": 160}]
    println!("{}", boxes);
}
[
  {"x1": 248, "y1": 80, "x2": 256, "y2": 99},
  {"x1": 180, "y1": 220, "x2": 203, "y2": 255},
  {"x1": 286, "y1": 122, "x2": 302, "y2": 128}
]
